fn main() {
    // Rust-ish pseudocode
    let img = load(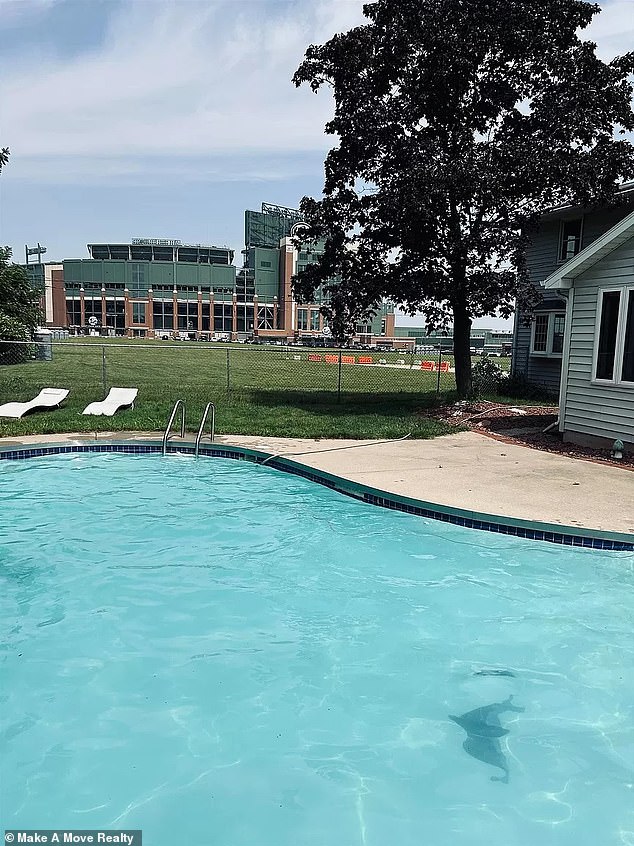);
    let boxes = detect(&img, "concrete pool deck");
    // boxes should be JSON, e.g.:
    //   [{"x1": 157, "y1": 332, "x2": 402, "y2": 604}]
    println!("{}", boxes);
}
[{"x1": 2, "y1": 430, "x2": 633, "y2": 538}]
